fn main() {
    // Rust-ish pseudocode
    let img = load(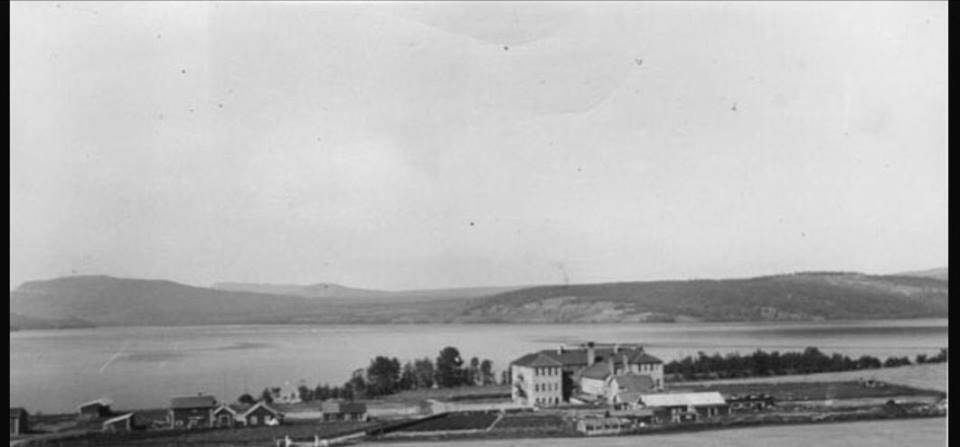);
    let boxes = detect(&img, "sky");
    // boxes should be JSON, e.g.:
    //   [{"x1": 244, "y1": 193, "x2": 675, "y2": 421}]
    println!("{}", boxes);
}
[{"x1": 10, "y1": 1, "x2": 948, "y2": 290}]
